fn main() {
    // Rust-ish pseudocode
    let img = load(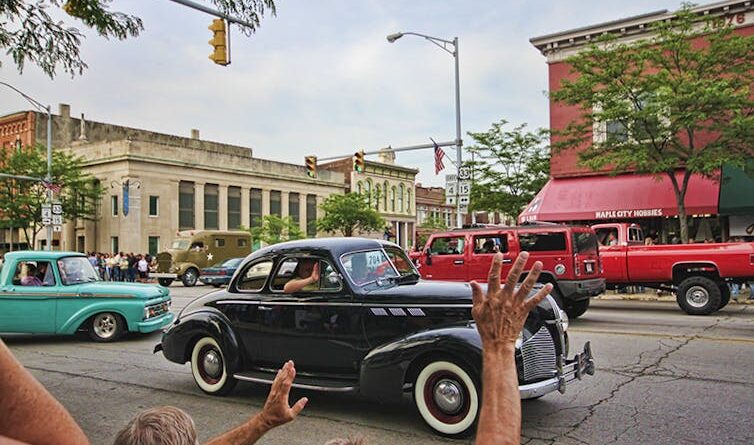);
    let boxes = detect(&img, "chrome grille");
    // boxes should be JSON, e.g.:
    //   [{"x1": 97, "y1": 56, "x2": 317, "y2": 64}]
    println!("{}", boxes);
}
[
  {"x1": 521, "y1": 326, "x2": 557, "y2": 382},
  {"x1": 156, "y1": 252, "x2": 172, "y2": 273}
]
